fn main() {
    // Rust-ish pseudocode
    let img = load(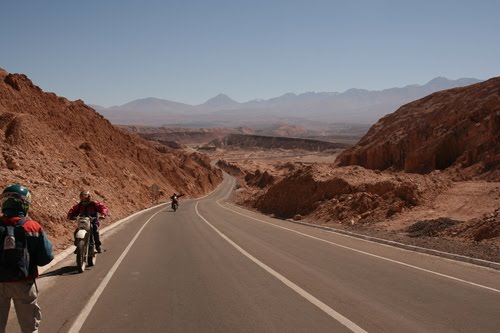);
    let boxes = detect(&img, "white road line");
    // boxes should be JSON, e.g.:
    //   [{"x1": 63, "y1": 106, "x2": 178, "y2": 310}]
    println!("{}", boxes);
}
[
  {"x1": 68, "y1": 209, "x2": 165, "y2": 333},
  {"x1": 195, "y1": 202, "x2": 367, "y2": 333},
  {"x1": 218, "y1": 201, "x2": 500, "y2": 294}
]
